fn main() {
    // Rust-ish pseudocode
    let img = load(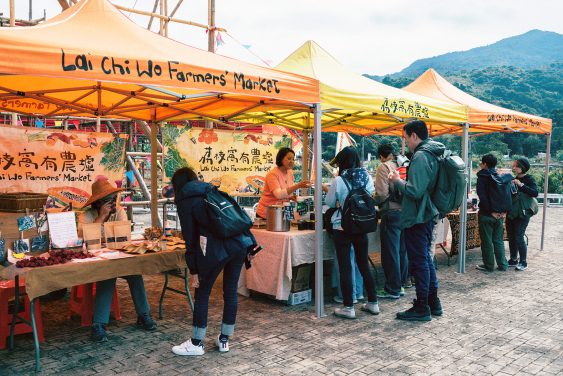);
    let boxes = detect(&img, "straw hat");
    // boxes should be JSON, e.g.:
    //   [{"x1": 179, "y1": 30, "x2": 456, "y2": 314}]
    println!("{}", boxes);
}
[{"x1": 82, "y1": 180, "x2": 126, "y2": 207}]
